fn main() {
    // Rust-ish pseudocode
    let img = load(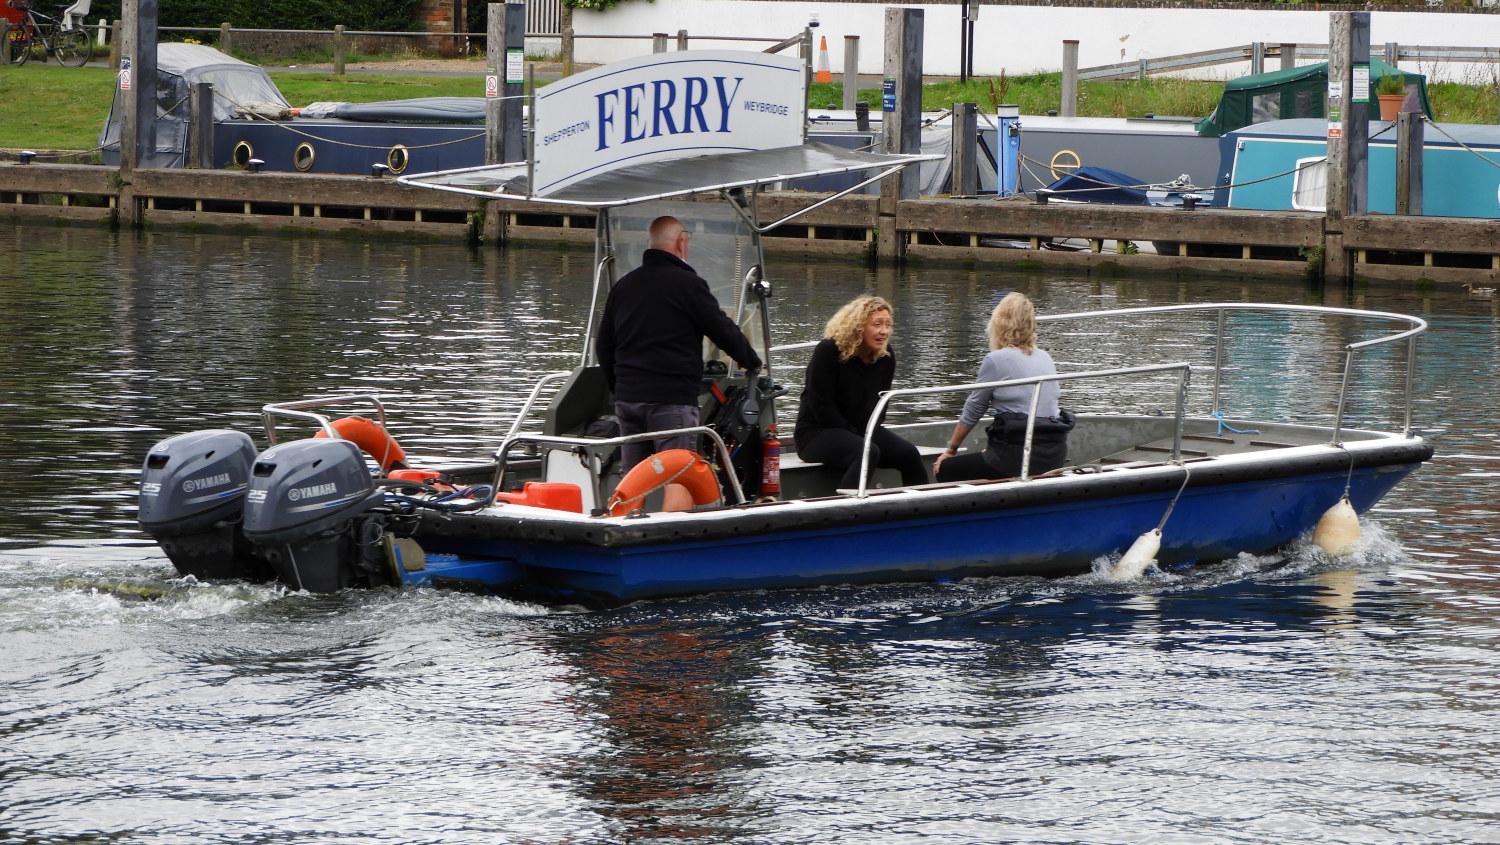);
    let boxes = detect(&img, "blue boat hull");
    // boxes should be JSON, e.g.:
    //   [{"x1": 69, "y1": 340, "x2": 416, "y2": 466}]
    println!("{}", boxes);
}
[{"x1": 406, "y1": 446, "x2": 1426, "y2": 605}]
